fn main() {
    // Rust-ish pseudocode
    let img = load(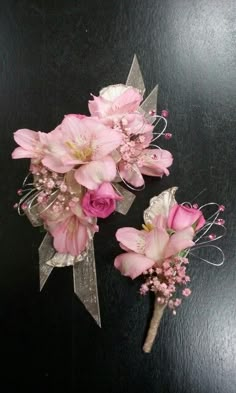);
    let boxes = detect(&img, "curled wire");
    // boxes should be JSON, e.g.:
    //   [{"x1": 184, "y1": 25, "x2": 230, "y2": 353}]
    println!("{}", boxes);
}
[
  {"x1": 151, "y1": 116, "x2": 168, "y2": 142},
  {"x1": 189, "y1": 245, "x2": 225, "y2": 267},
  {"x1": 117, "y1": 165, "x2": 145, "y2": 191},
  {"x1": 182, "y1": 201, "x2": 226, "y2": 267}
]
